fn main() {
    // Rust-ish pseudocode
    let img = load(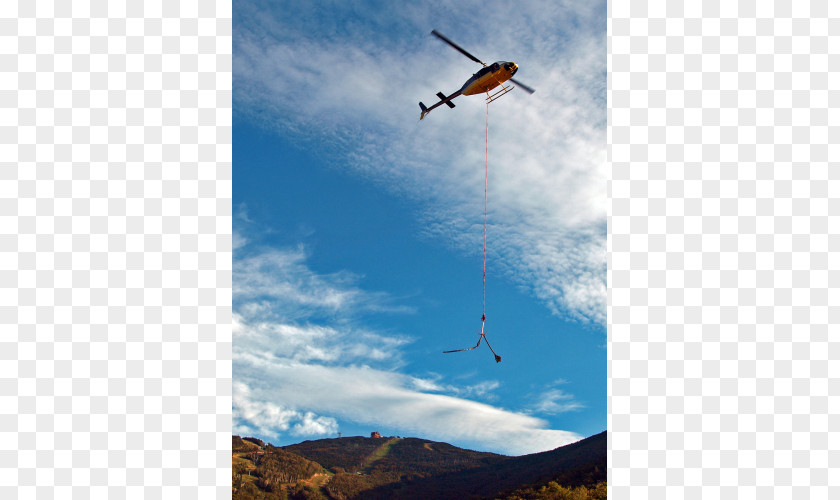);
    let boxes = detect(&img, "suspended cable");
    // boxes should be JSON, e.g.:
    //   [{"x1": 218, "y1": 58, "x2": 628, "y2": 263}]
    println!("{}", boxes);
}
[
  {"x1": 483, "y1": 86, "x2": 488, "y2": 320},
  {"x1": 444, "y1": 94, "x2": 500, "y2": 363}
]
